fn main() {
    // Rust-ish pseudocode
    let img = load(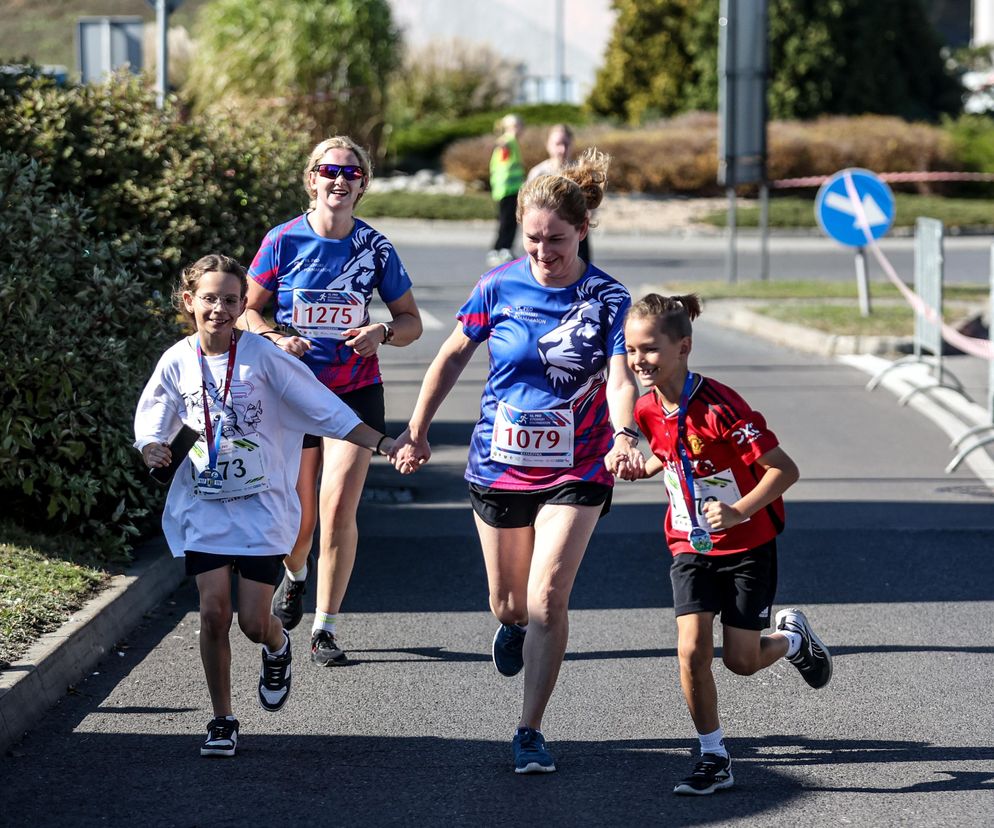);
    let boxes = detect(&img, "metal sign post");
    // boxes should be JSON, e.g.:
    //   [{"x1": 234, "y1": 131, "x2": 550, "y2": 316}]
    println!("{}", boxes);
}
[
  {"x1": 147, "y1": 0, "x2": 183, "y2": 109},
  {"x1": 718, "y1": 0, "x2": 768, "y2": 283}
]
